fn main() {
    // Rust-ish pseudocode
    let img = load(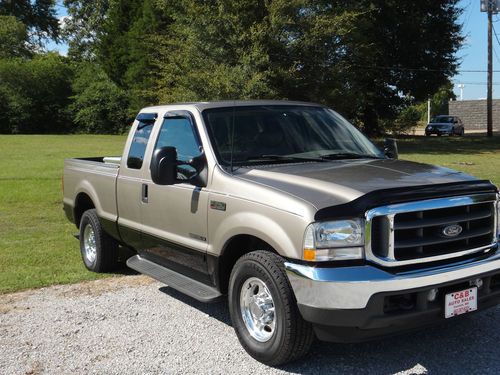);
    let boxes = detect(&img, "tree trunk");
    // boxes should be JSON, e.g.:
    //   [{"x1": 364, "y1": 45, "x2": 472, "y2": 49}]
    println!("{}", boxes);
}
[{"x1": 362, "y1": 106, "x2": 381, "y2": 136}]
